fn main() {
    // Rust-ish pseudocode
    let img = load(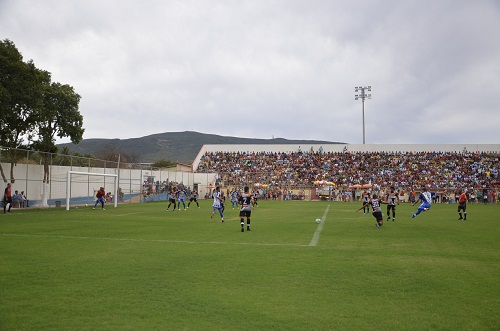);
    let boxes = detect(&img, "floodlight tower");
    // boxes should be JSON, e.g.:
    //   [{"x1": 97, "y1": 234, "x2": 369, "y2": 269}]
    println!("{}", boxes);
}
[{"x1": 354, "y1": 86, "x2": 372, "y2": 144}]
